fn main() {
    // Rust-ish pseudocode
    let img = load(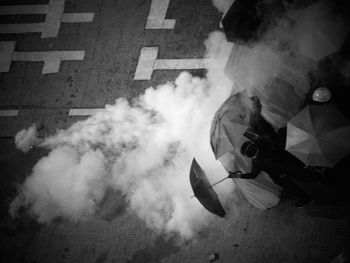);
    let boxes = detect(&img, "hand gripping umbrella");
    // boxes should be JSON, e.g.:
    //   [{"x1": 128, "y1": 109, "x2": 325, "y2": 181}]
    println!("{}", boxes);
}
[
  {"x1": 189, "y1": 158, "x2": 226, "y2": 217},
  {"x1": 286, "y1": 104, "x2": 350, "y2": 167}
]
